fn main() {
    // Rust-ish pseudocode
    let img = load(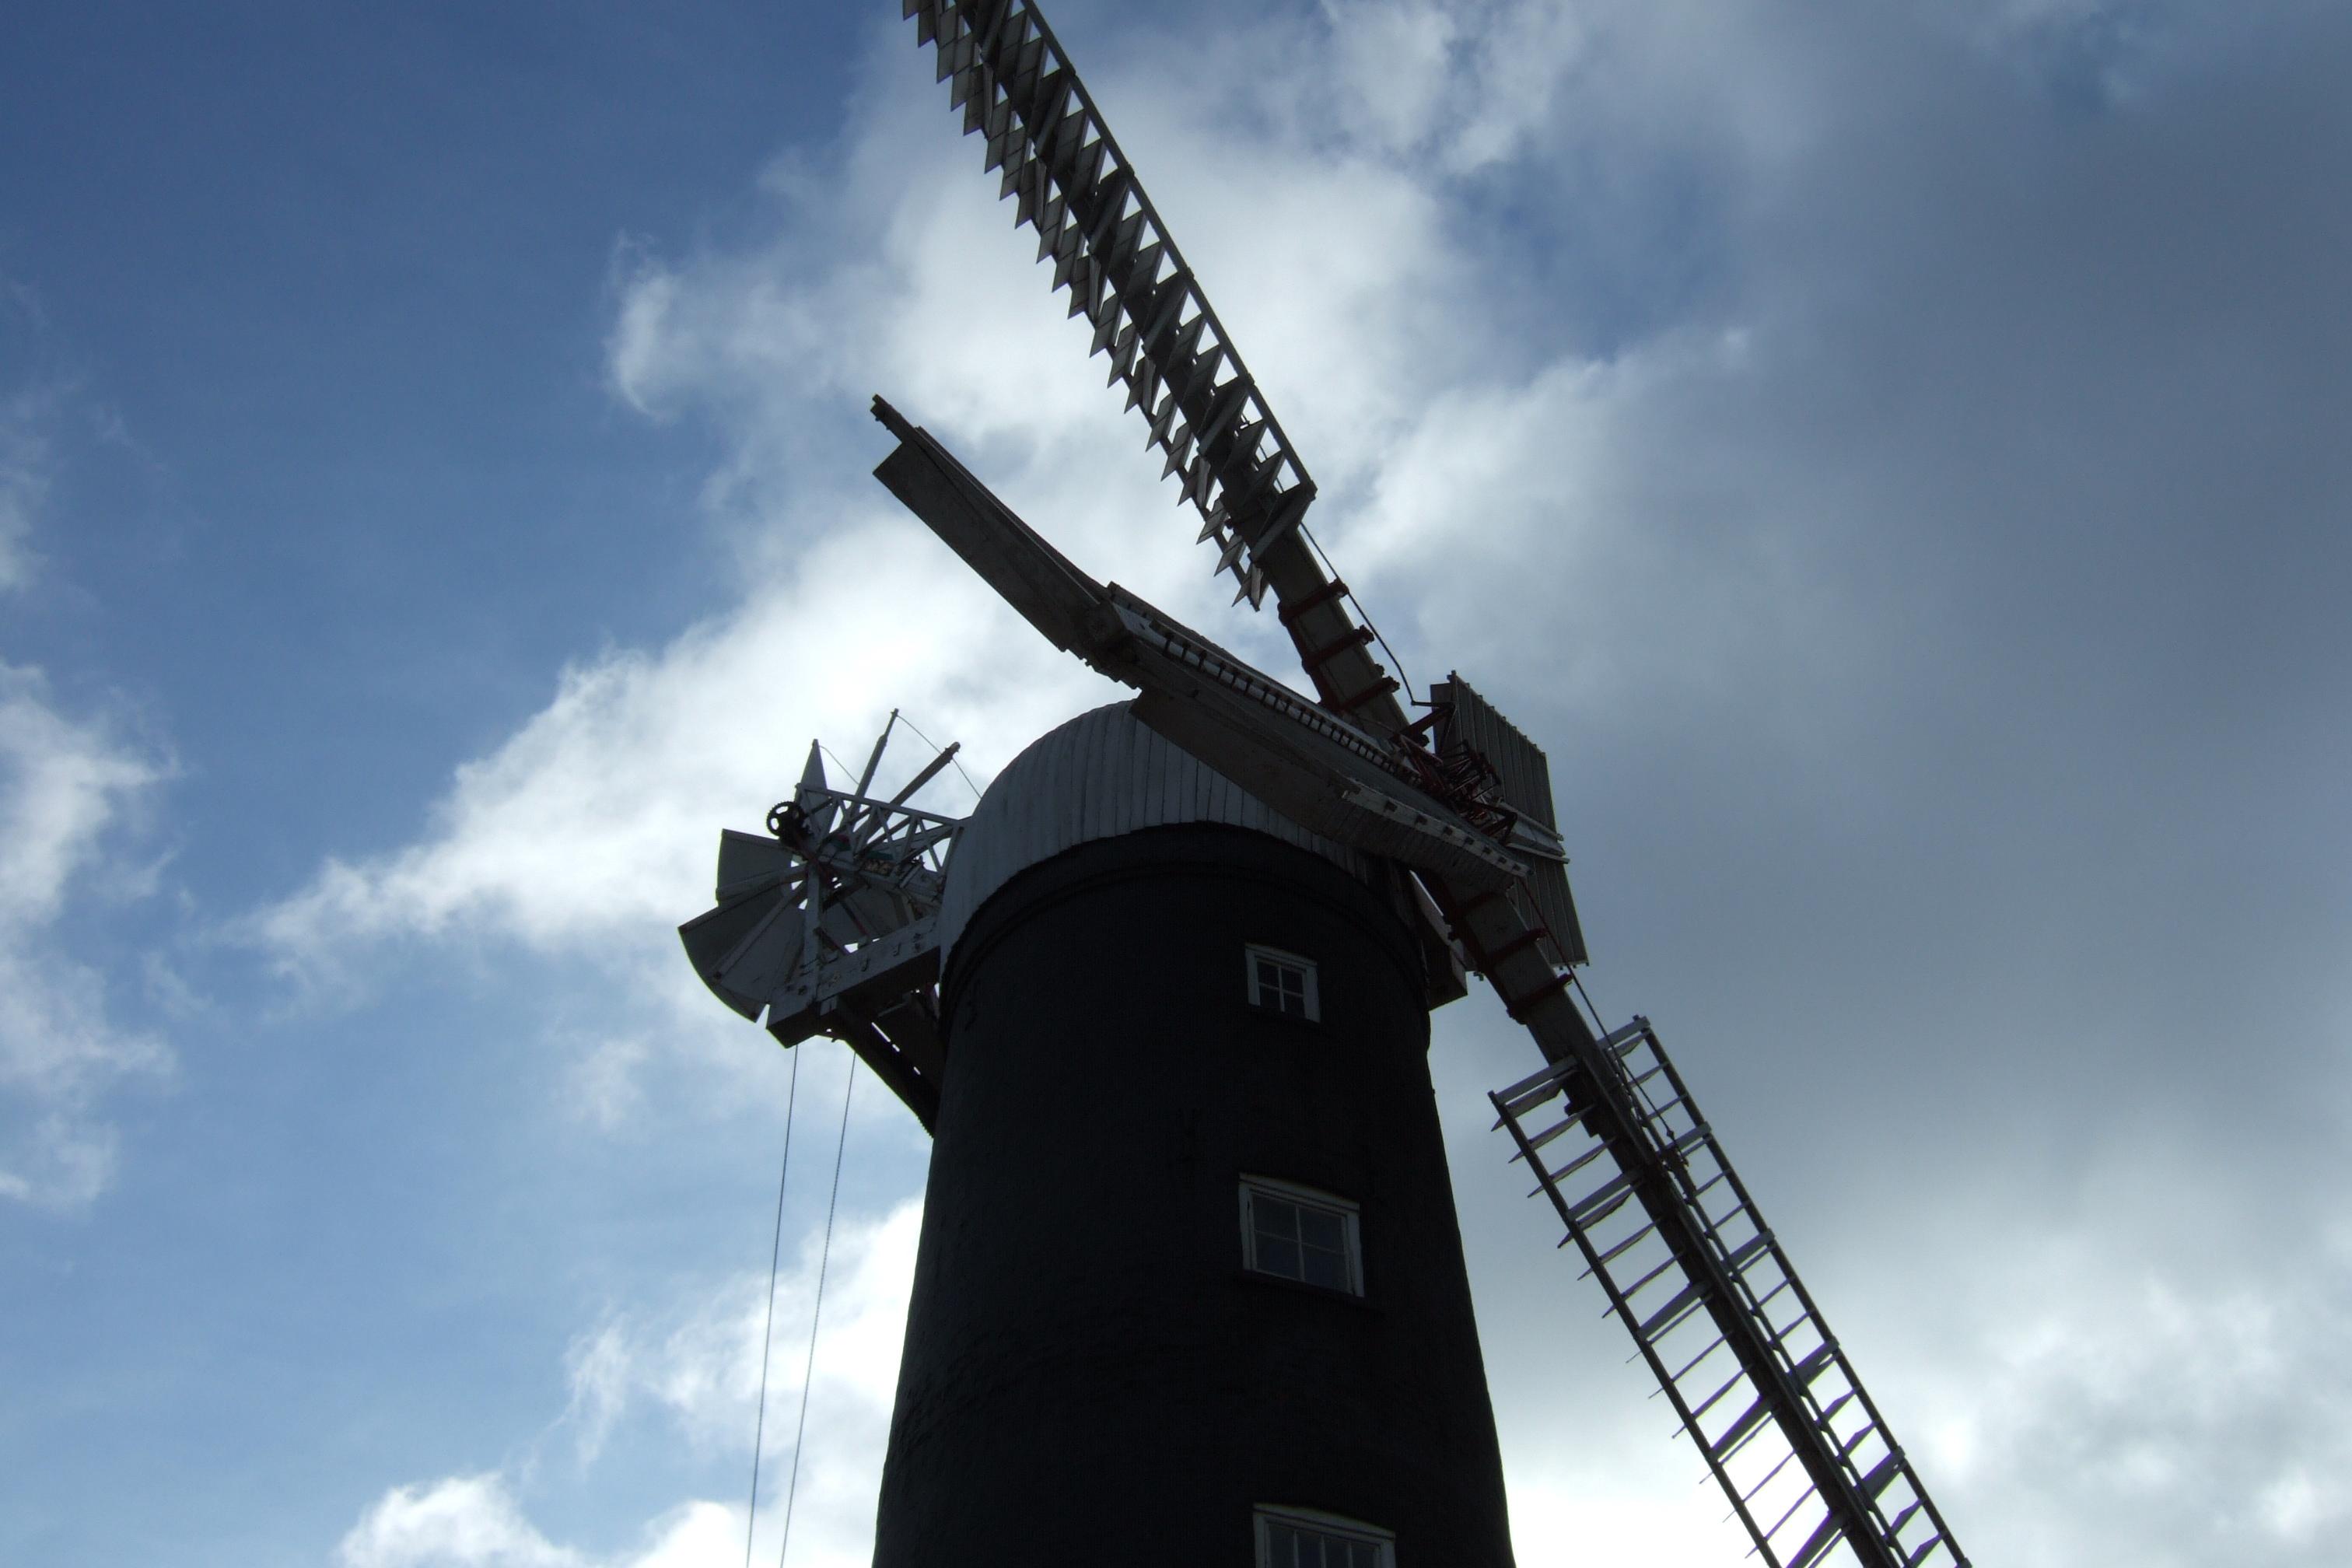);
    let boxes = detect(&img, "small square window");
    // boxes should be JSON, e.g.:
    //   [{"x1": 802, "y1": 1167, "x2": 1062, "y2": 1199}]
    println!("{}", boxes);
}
[
  {"x1": 1240, "y1": 1177, "x2": 1361, "y2": 1296},
  {"x1": 1255, "y1": 1506, "x2": 1395, "y2": 1568},
  {"x1": 1245, "y1": 943, "x2": 1319, "y2": 1021}
]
